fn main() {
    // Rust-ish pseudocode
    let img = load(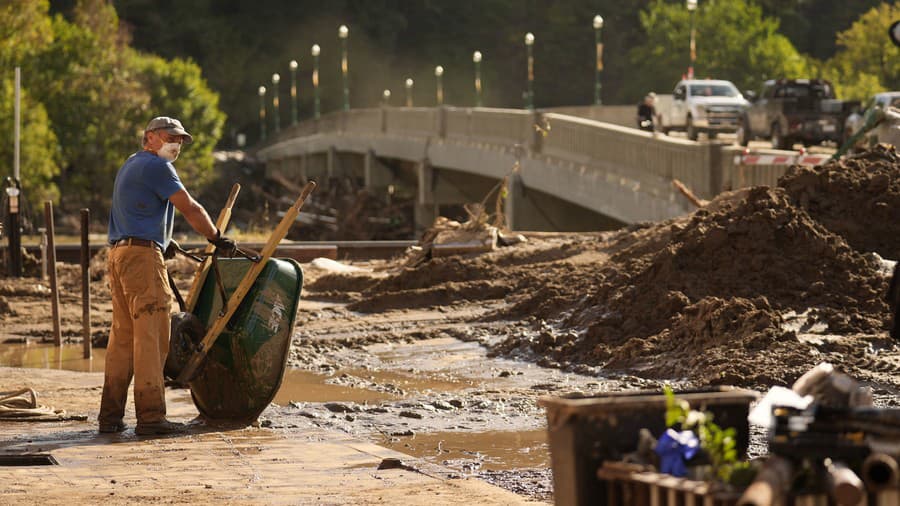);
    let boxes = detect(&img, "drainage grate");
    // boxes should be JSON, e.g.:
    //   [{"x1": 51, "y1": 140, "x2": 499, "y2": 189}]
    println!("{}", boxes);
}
[{"x1": 0, "y1": 454, "x2": 58, "y2": 466}]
